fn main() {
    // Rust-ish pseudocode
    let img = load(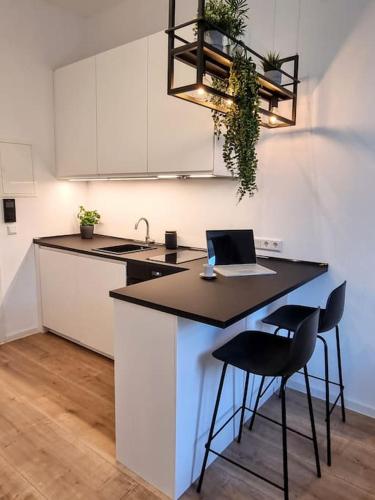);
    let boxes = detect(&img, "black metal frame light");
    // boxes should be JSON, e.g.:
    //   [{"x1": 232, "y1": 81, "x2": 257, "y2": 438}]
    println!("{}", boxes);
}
[{"x1": 166, "y1": 0, "x2": 300, "y2": 128}]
